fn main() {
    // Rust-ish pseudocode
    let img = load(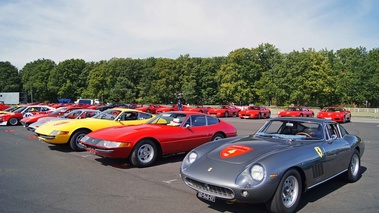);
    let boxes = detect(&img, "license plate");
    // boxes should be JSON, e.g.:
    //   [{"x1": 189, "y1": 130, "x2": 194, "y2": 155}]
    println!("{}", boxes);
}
[
  {"x1": 243, "y1": 116, "x2": 249, "y2": 118},
  {"x1": 197, "y1": 192, "x2": 215, "y2": 202}
]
